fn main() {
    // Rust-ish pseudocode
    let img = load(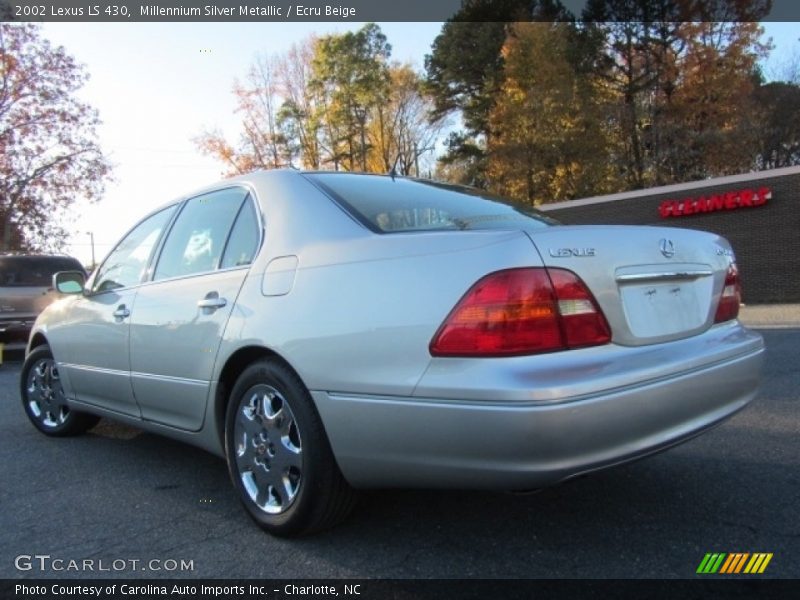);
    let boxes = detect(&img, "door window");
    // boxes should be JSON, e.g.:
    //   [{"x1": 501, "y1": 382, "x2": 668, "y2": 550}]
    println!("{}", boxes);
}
[
  {"x1": 93, "y1": 205, "x2": 177, "y2": 293},
  {"x1": 154, "y1": 188, "x2": 248, "y2": 281}
]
